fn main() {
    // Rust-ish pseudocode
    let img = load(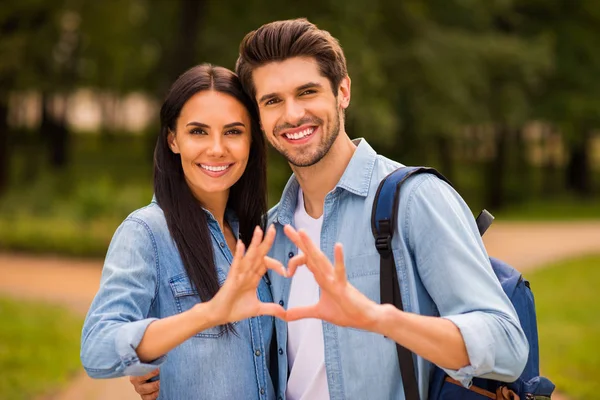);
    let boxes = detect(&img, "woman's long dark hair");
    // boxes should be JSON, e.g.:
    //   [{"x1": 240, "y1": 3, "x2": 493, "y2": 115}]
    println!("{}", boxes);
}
[{"x1": 154, "y1": 64, "x2": 267, "y2": 302}]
